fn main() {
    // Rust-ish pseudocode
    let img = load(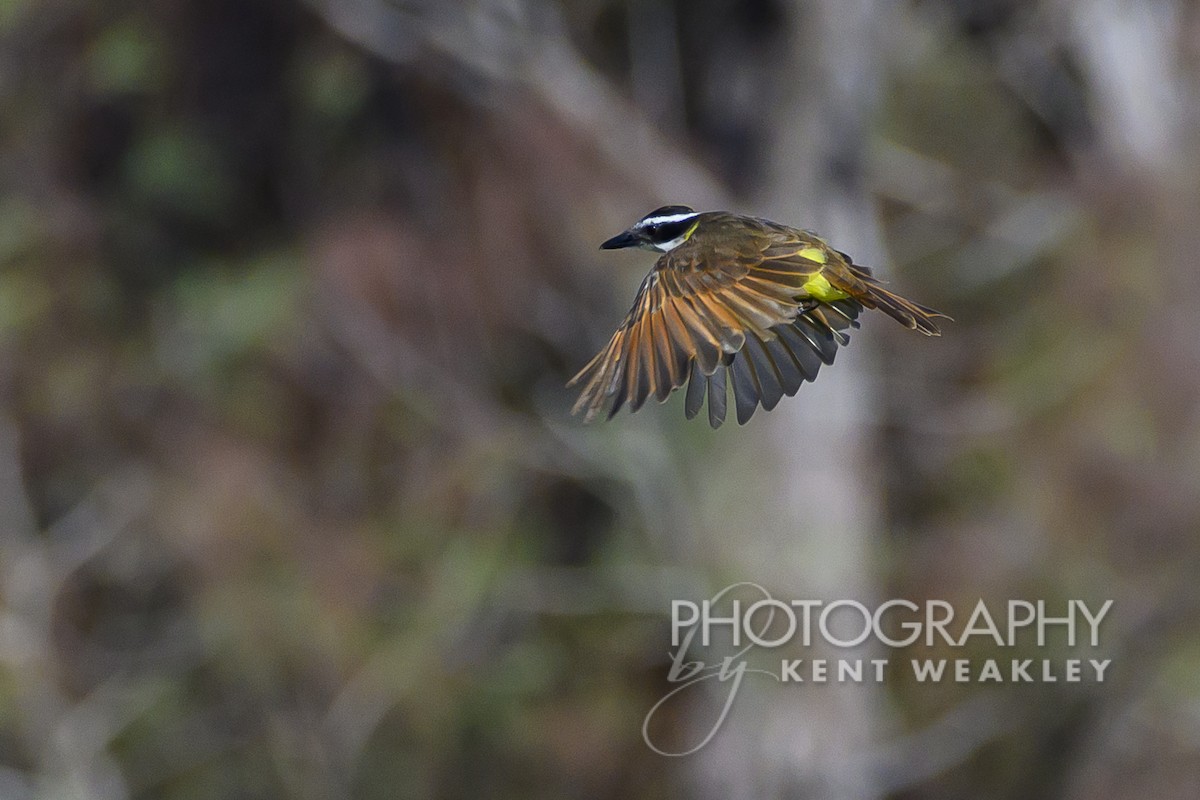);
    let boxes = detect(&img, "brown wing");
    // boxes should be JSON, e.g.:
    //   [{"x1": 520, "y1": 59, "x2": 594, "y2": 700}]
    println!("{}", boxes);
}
[
  {"x1": 569, "y1": 228, "x2": 855, "y2": 424},
  {"x1": 683, "y1": 298, "x2": 864, "y2": 427}
]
